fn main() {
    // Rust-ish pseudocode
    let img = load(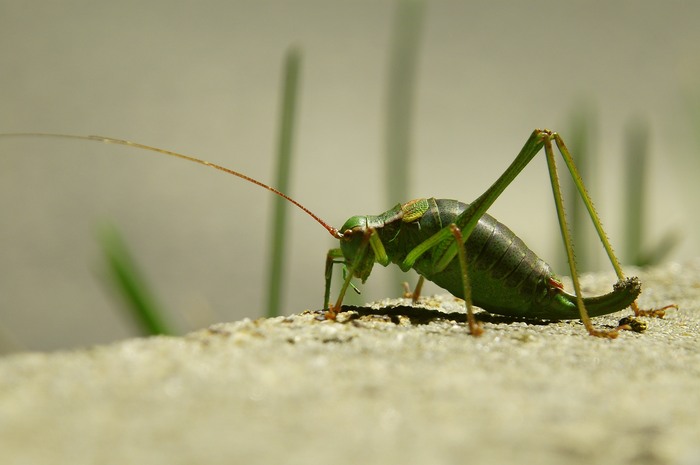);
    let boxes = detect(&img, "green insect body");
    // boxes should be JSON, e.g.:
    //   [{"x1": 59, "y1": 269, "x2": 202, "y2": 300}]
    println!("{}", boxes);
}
[
  {"x1": 324, "y1": 129, "x2": 666, "y2": 337},
  {"x1": 331, "y1": 198, "x2": 640, "y2": 321}
]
